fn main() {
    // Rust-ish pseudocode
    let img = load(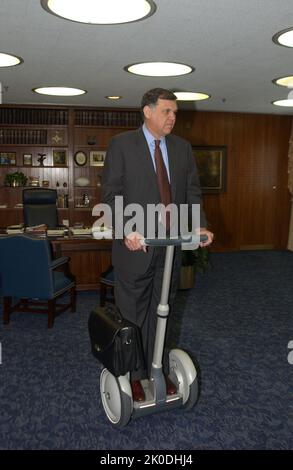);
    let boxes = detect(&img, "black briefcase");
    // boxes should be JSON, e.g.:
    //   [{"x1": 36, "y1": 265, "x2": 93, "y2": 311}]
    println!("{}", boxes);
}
[{"x1": 88, "y1": 305, "x2": 144, "y2": 377}]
